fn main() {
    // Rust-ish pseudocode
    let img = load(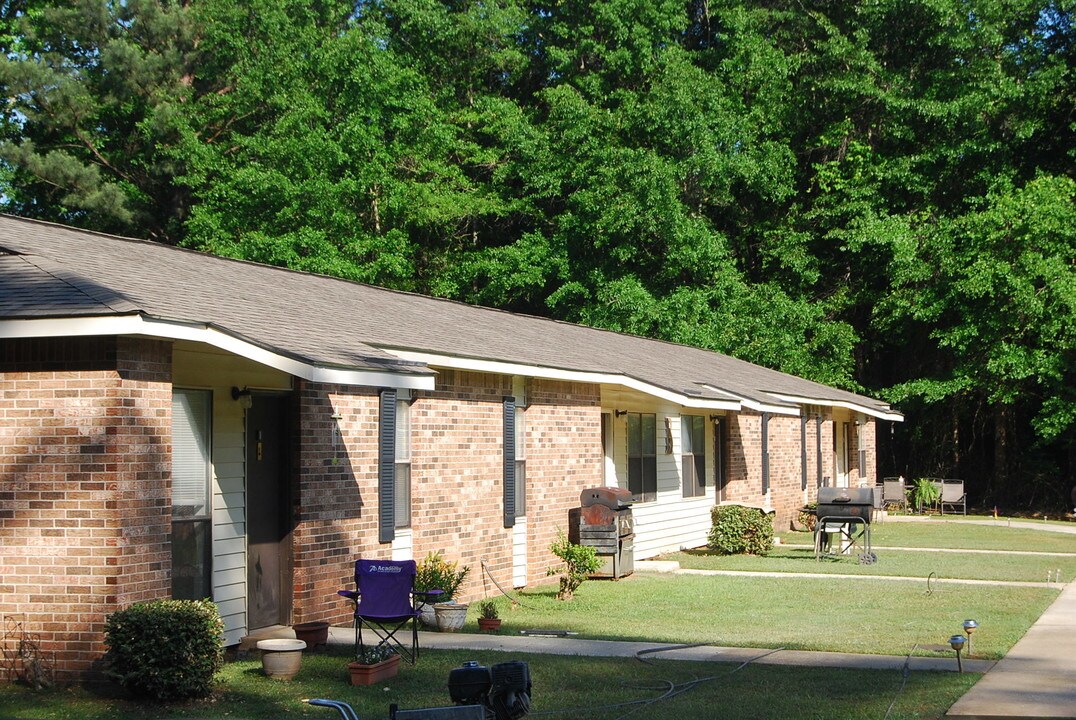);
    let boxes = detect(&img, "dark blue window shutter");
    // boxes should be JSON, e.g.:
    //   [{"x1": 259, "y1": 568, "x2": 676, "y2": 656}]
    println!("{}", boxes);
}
[
  {"x1": 379, "y1": 389, "x2": 397, "y2": 544},
  {"x1": 816, "y1": 414, "x2": 824, "y2": 488},
  {"x1": 503, "y1": 396, "x2": 516, "y2": 528},
  {"x1": 800, "y1": 415, "x2": 808, "y2": 490},
  {"x1": 761, "y1": 412, "x2": 770, "y2": 494}
]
